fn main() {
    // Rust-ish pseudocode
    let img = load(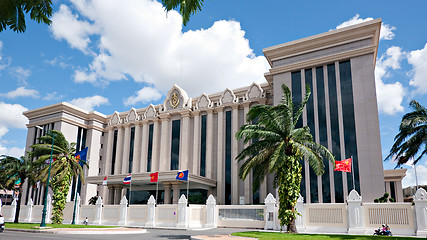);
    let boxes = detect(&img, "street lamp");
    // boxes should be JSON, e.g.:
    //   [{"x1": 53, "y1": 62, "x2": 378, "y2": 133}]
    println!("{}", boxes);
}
[{"x1": 35, "y1": 125, "x2": 55, "y2": 228}]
